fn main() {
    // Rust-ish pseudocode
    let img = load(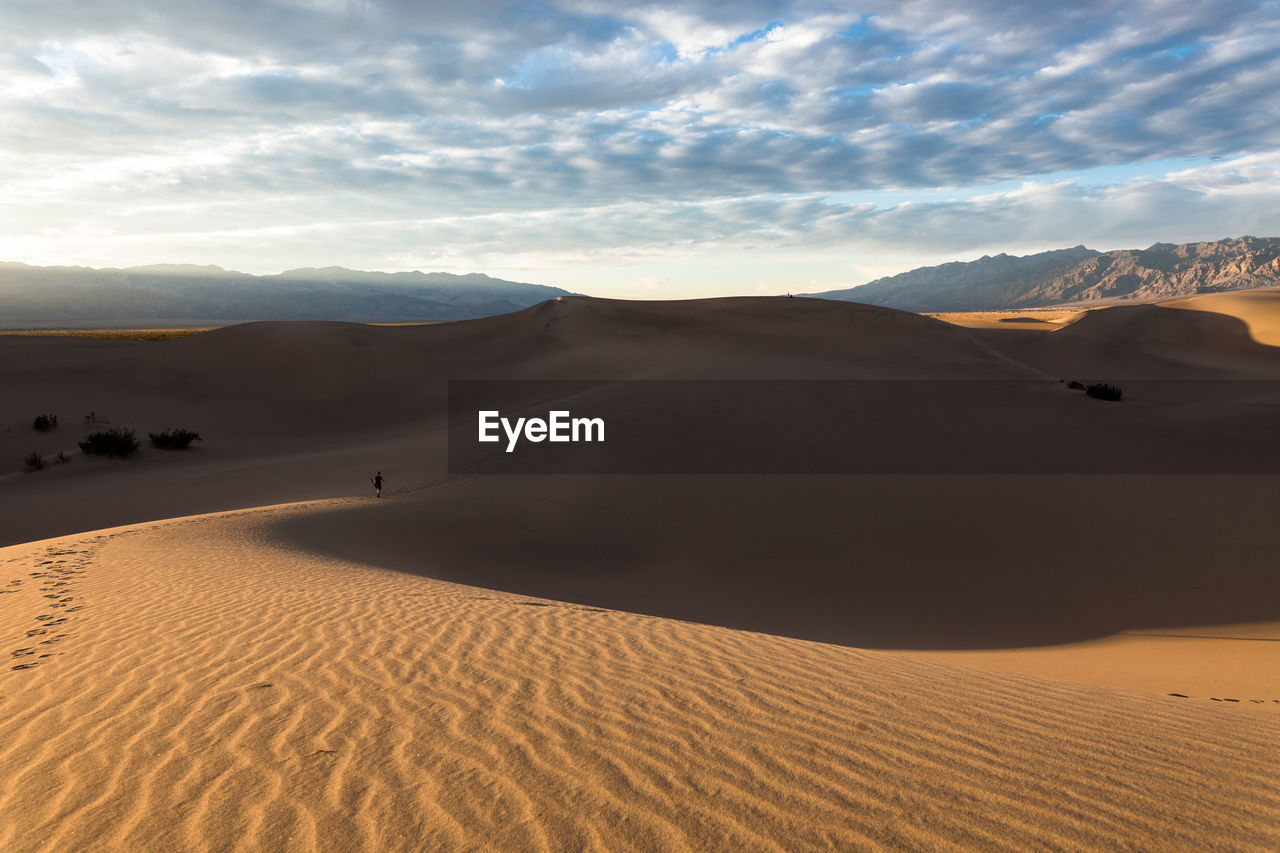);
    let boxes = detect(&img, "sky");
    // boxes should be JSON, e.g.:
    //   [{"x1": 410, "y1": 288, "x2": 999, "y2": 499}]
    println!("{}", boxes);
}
[{"x1": 1, "y1": 0, "x2": 1278, "y2": 298}]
